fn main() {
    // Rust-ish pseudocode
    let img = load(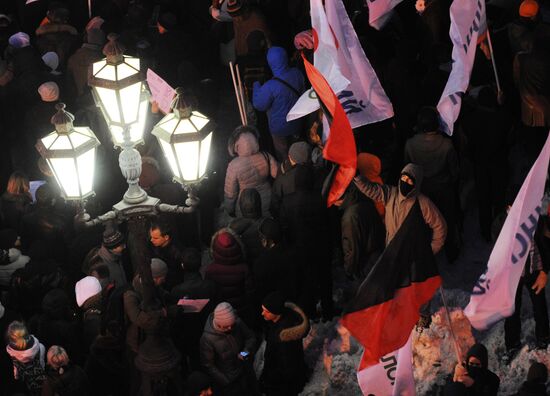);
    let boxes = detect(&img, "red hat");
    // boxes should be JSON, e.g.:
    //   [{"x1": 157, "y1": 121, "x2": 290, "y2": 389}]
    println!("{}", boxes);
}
[
  {"x1": 211, "y1": 229, "x2": 243, "y2": 265},
  {"x1": 519, "y1": 0, "x2": 539, "y2": 17}
]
